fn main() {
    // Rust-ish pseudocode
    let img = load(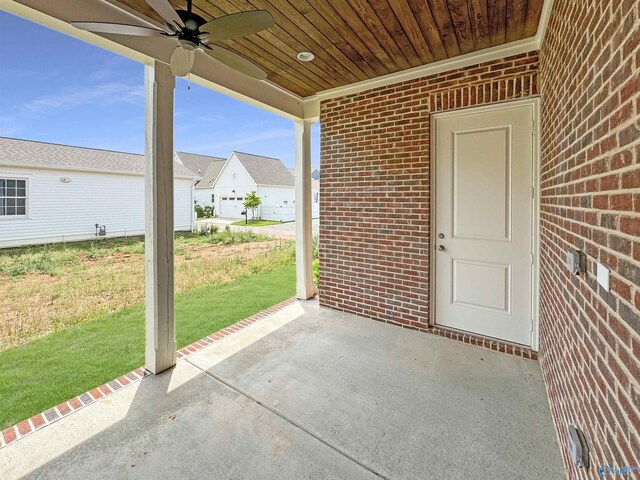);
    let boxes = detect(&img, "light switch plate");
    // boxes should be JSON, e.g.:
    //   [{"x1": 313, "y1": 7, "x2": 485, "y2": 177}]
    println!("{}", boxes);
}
[{"x1": 597, "y1": 263, "x2": 610, "y2": 291}]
